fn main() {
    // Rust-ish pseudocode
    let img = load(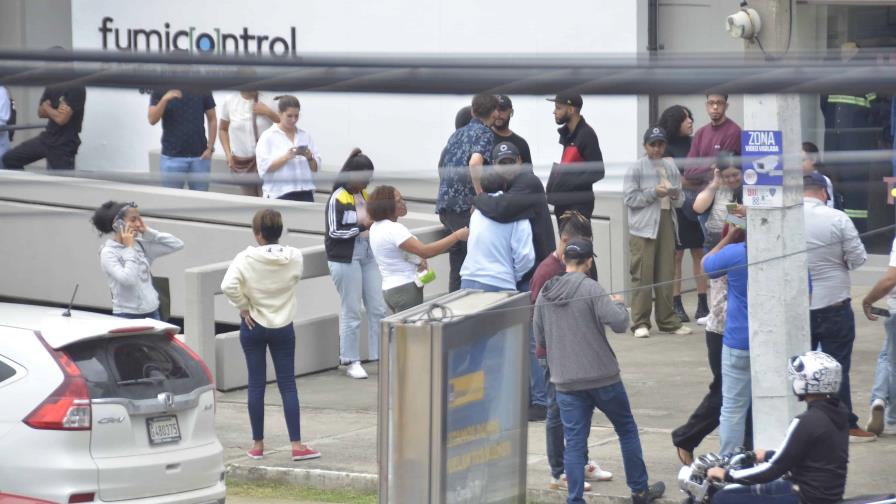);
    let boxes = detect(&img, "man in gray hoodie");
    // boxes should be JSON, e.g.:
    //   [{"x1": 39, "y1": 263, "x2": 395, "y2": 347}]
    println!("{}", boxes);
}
[{"x1": 534, "y1": 238, "x2": 665, "y2": 504}]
